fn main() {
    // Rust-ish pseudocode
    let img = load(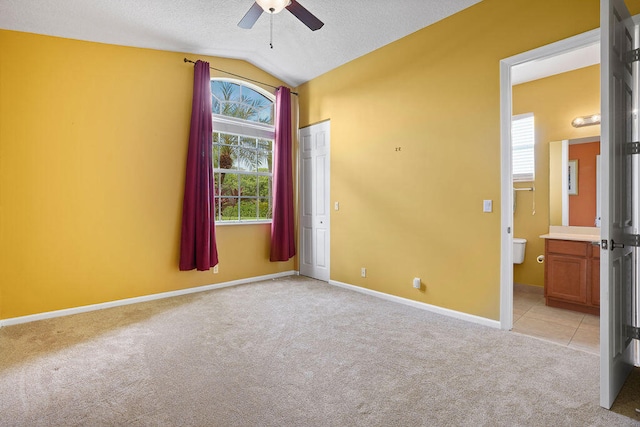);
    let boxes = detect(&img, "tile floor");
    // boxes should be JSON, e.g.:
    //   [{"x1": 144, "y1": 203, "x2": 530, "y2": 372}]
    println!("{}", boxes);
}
[{"x1": 512, "y1": 283, "x2": 600, "y2": 355}]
